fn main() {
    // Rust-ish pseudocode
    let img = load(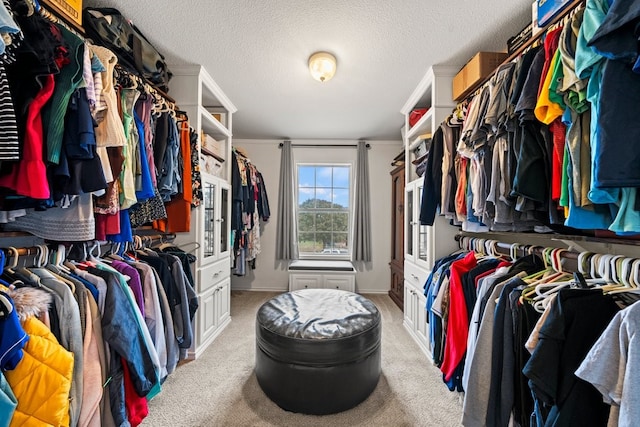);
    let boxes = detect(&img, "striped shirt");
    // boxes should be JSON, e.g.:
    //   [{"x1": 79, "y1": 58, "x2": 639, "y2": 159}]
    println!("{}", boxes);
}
[{"x1": 0, "y1": 62, "x2": 19, "y2": 160}]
